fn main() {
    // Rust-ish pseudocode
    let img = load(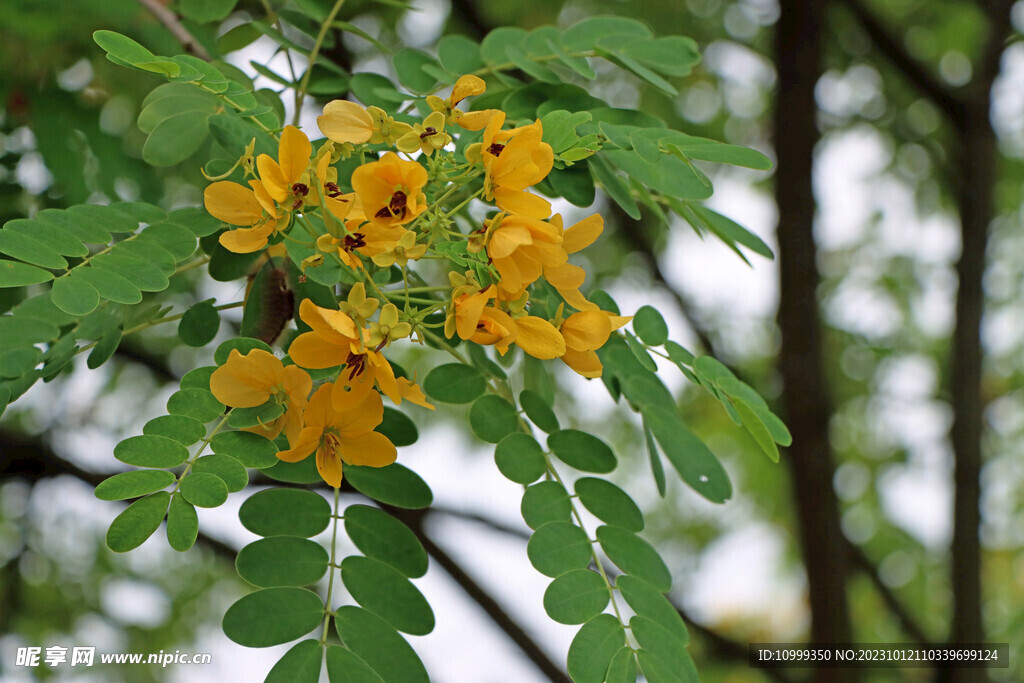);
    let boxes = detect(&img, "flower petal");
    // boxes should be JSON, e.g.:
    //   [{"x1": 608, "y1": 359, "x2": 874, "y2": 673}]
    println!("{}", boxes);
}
[
  {"x1": 339, "y1": 431, "x2": 397, "y2": 468},
  {"x1": 318, "y1": 100, "x2": 374, "y2": 144},
  {"x1": 279, "y1": 125, "x2": 311, "y2": 184},
  {"x1": 563, "y1": 214, "x2": 604, "y2": 254},
  {"x1": 205, "y1": 182, "x2": 262, "y2": 226},
  {"x1": 288, "y1": 331, "x2": 346, "y2": 369},
  {"x1": 316, "y1": 444, "x2": 344, "y2": 487},
  {"x1": 219, "y1": 224, "x2": 273, "y2": 254},
  {"x1": 514, "y1": 316, "x2": 566, "y2": 359}
]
